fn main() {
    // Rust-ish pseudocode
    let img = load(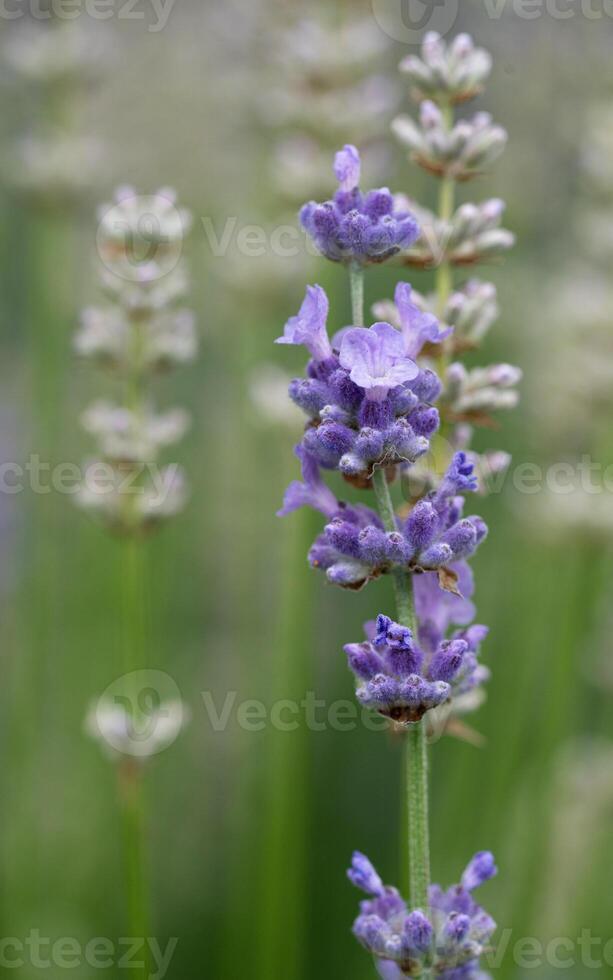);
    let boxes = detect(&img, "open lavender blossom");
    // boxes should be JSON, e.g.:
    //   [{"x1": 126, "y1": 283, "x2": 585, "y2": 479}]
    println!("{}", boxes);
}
[
  {"x1": 394, "y1": 281, "x2": 452, "y2": 358},
  {"x1": 345, "y1": 606, "x2": 488, "y2": 723},
  {"x1": 300, "y1": 145, "x2": 419, "y2": 265},
  {"x1": 278, "y1": 284, "x2": 441, "y2": 481},
  {"x1": 349, "y1": 850, "x2": 497, "y2": 978},
  {"x1": 303, "y1": 451, "x2": 487, "y2": 590}
]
